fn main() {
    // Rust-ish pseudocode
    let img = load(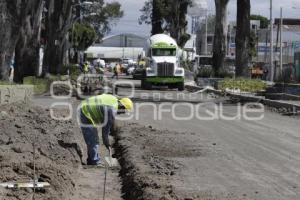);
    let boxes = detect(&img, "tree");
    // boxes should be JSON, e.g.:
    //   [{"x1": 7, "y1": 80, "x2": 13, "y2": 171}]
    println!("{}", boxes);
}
[
  {"x1": 139, "y1": 0, "x2": 164, "y2": 35},
  {"x1": 139, "y1": 0, "x2": 192, "y2": 47},
  {"x1": 84, "y1": 1, "x2": 123, "y2": 41},
  {"x1": 235, "y1": 0, "x2": 251, "y2": 77},
  {"x1": 250, "y1": 14, "x2": 269, "y2": 29},
  {"x1": 14, "y1": 0, "x2": 44, "y2": 82},
  {"x1": 151, "y1": 0, "x2": 164, "y2": 35},
  {"x1": 212, "y1": 0, "x2": 229, "y2": 76},
  {"x1": 71, "y1": 23, "x2": 97, "y2": 51},
  {"x1": 0, "y1": 0, "x2": 22, "y2": 81},
  {"x1": 163, "y1": 0, "x2": 192, "y2": 47},
  {"x1": 43, "y1": 0, "x2": 123, "y2": 75},
  {"x1": 43, "y1": 0, "x2": 74, "y2": 75}
]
